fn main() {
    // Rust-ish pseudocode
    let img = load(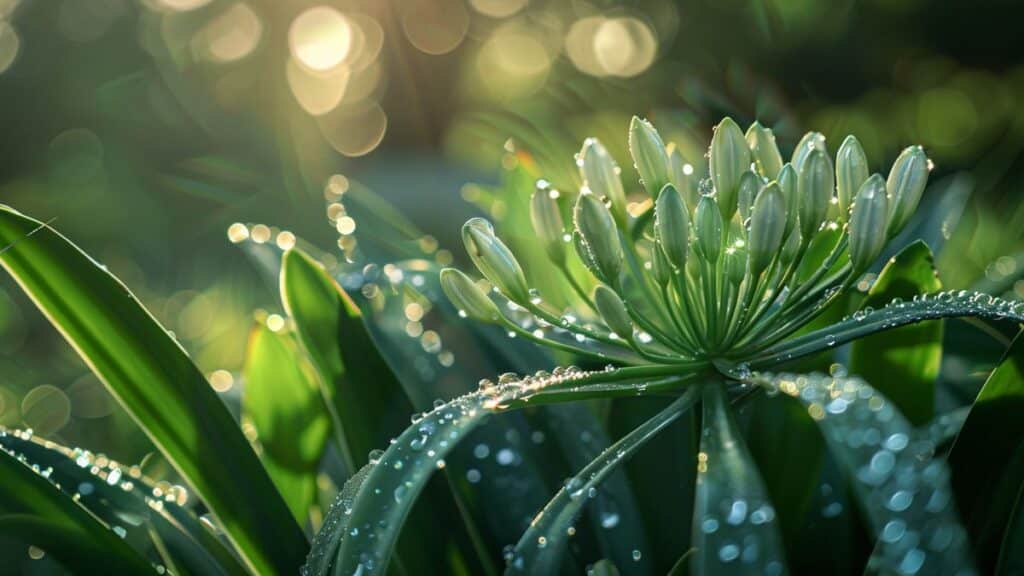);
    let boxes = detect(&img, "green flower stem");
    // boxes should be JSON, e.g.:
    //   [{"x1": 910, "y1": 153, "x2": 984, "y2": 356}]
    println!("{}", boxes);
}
[
  {"x1": 558, "y1": 264, "x2": 599, "y2": 315},
  {"x1": 674, "y1": 270, "x2": 708, "y2": 348},
  {"x1": 621, "y1": 233, "x2": 676, "y2": 330},
  {"x1": 522, "y1": 298, "x2": 625, "y2": 349},
  {"x1": 498, "y1": 313, "x2": 641, "y2": 364},
  {"x1": 661, "y1": 283, "x2": 697, "y2": 349},
  {"x1": 621, "y1": 297, "x2": 694, "y2": 354}
]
